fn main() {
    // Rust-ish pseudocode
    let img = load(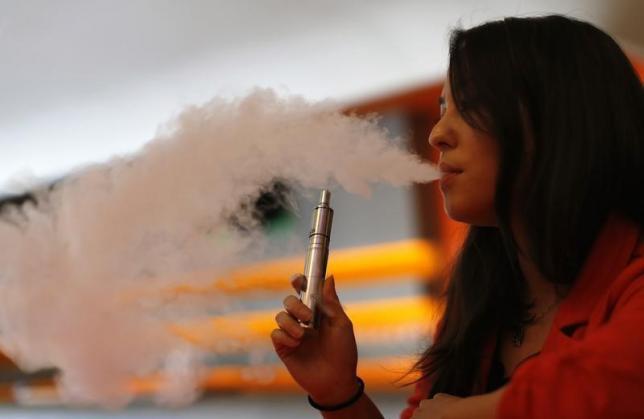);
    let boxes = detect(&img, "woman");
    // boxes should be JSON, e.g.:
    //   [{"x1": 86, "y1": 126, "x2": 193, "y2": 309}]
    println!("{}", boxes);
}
[{"x1": 271, "y1": 15, "x2": 644, "y2": 419}]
